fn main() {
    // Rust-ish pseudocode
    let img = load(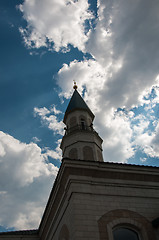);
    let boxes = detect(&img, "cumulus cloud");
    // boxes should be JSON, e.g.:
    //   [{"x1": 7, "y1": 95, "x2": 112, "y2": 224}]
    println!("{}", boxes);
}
[
  {"x1": 34, "y1": 106, "x2": 64, "y2": 135},
  {"x1": 101, "y1": 112, "x2": 134, "y2": 163},
  {"x1": 58, "y1": 59, "x2": 106, "y2": 110},
  {"x1": 56, "y1": 0, "x2": 159, "y2": 163},
  {"x1": 86, "y1": 0, "x2": 159, "y2": 110},
  {"x1": 18, "y1": 0, "x2": 93, "y2": 51},
  {"x1": 50, "y1": 105, "x2": 62, "y2": 115},
  {"x1": 34, "y1": 106, "x2": 50, "y2": 116},
  {"x1": 19, "y1": 0, "x2": 159, "y2": 113},
  {"x1": 44, "y1": 139, "x2": 62, "y2": 161},
  {"x1": 0, "y1": 131, "x2": 58, "y2": 230},
  {"x1": 134, "y1": 122, "x2": 159, "y2": 158}
]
